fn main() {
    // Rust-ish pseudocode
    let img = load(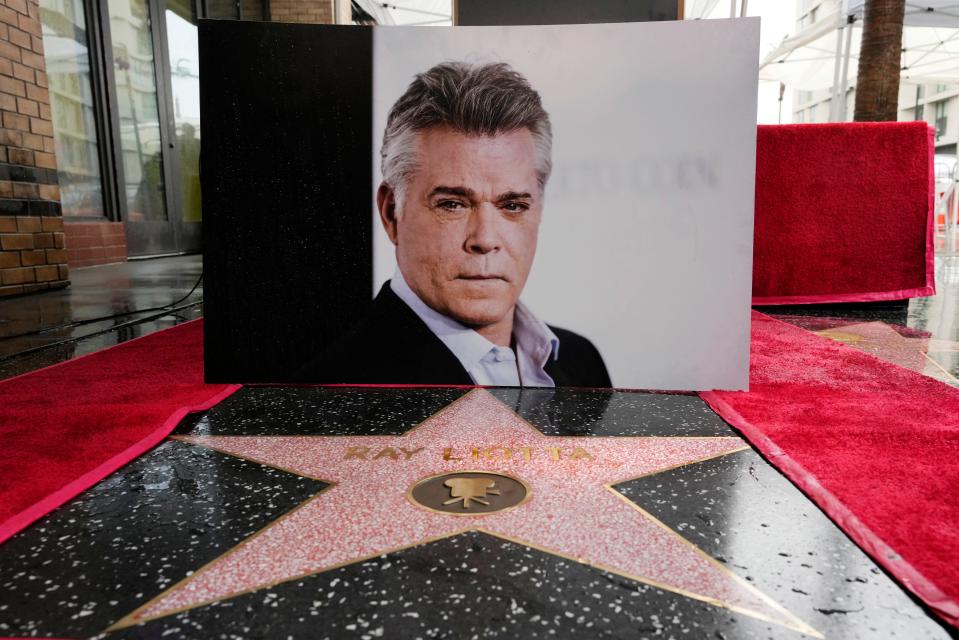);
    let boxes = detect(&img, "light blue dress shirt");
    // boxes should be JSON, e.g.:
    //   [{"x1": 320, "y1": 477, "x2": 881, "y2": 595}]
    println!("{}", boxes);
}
[{"x1": 390, "y1": 269, "x2": 560, "y2": 387}]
